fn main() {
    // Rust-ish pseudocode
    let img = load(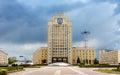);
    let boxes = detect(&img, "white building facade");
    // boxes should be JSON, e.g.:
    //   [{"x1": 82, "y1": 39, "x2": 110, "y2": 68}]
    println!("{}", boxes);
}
[
  {"x1": 99, "y1": 50, "x2": 120, "y2": 65},
  {"x1": 48, "y1": 14, "x2": 72, "y2": 64},
  {"x1": 0, "y1": 50, "x2": 8, "y2": 65}
]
